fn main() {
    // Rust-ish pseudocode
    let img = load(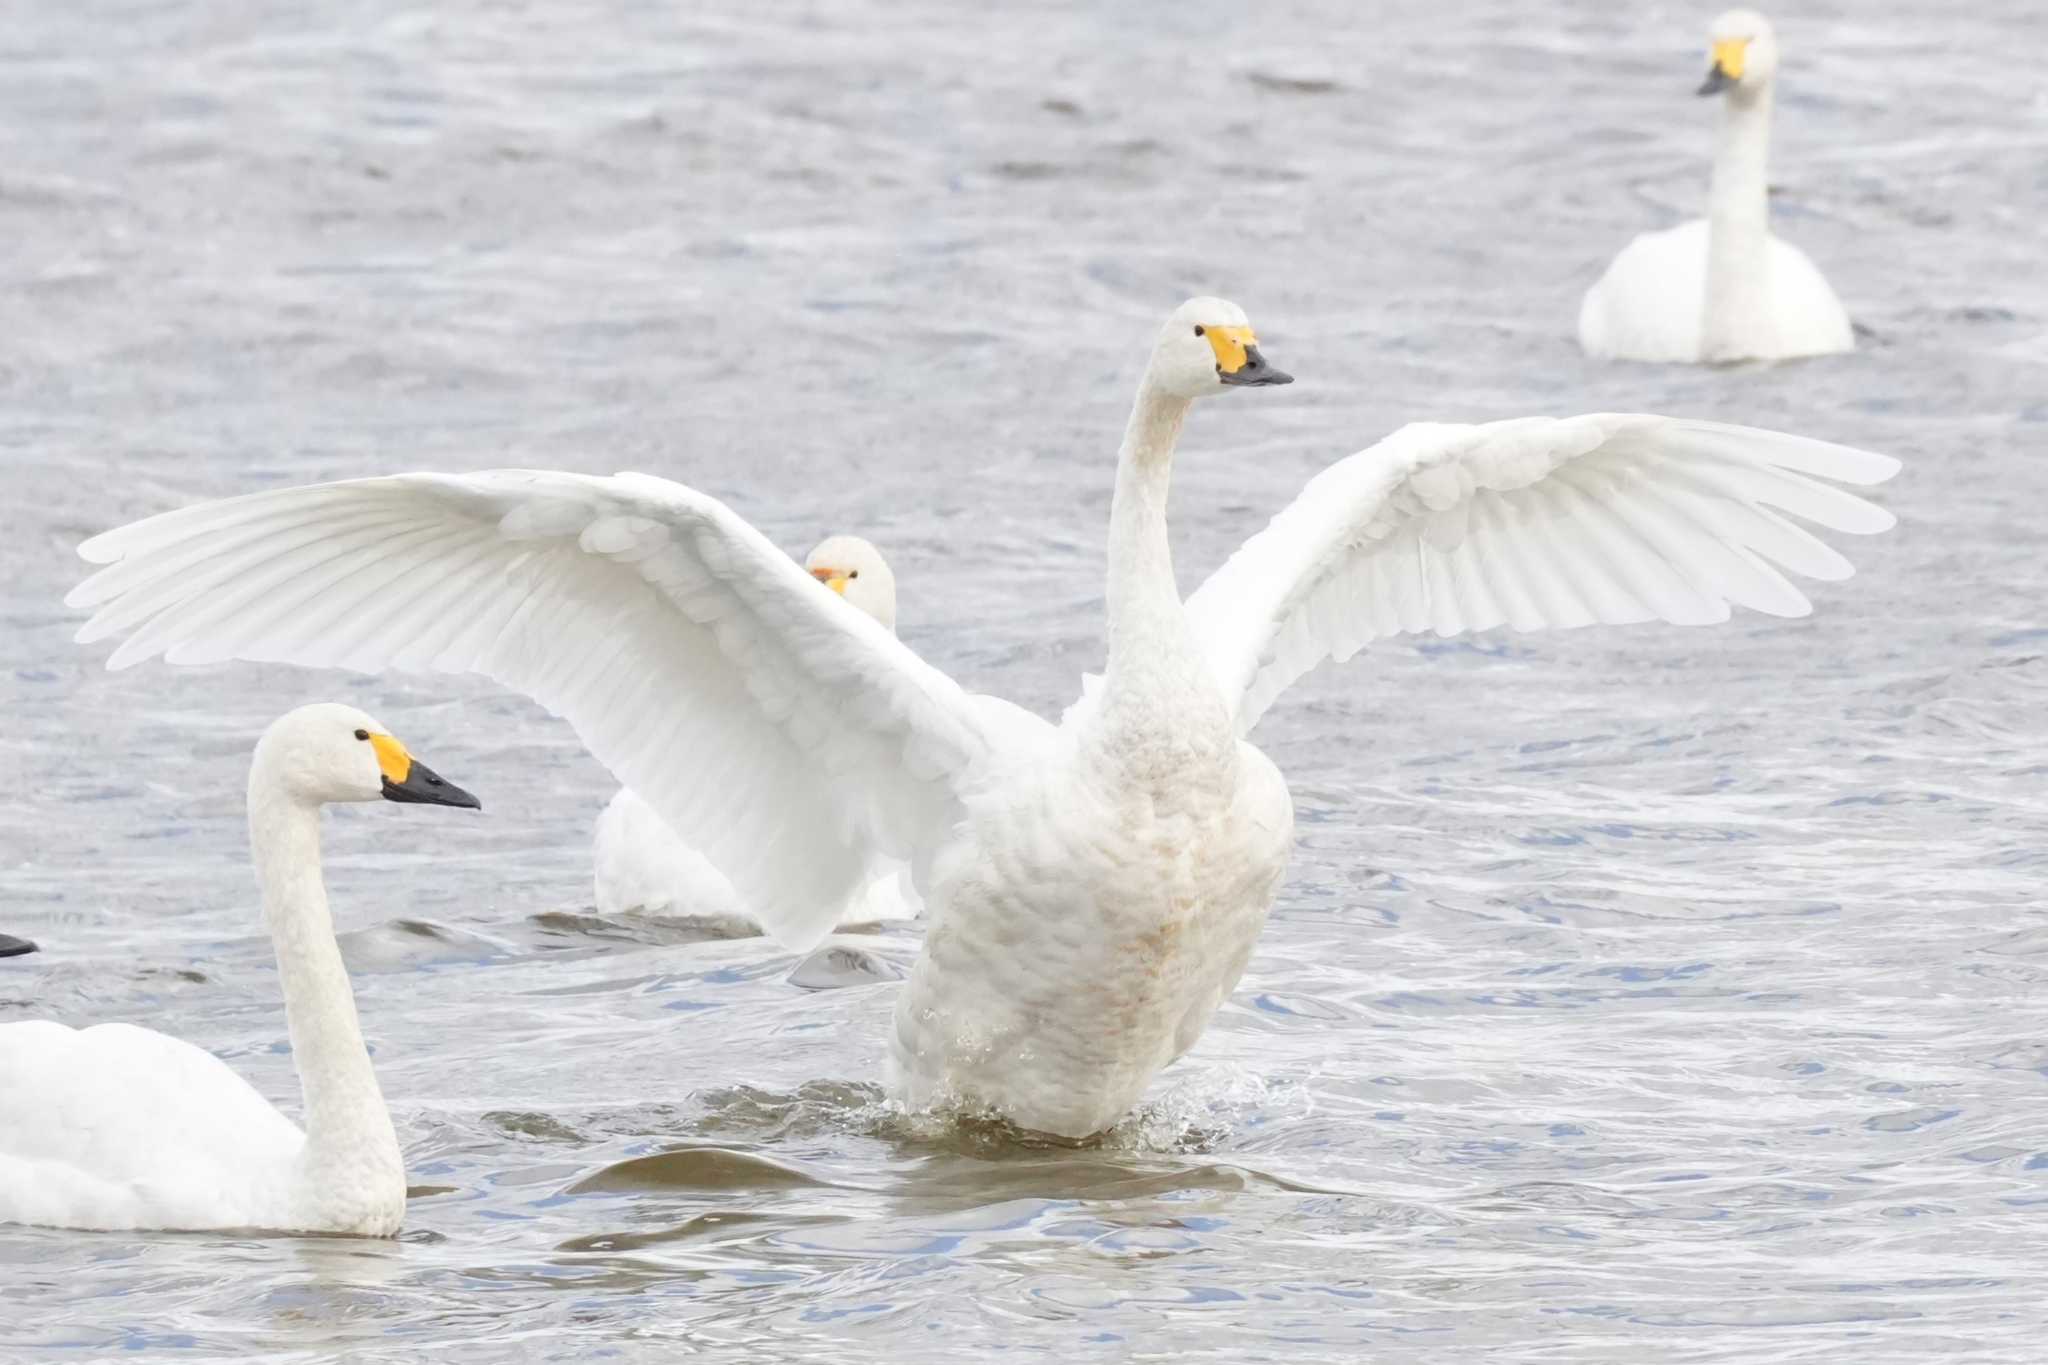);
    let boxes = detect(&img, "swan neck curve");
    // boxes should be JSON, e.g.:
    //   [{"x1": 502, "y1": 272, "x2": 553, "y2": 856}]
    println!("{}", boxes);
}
[
  {"x1": 247, "y1": 761, "x2": 400, "y2": 1186},
  {"x1": 1704, "y1": 83, "x2": 1774, "y2": 357},
  {"x1": 1092, "y1": 372, "x2": 1239, "y2": 785},
  {"x1": 1105, "y1": 378, "x2": 1193, "y2": 687}
]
